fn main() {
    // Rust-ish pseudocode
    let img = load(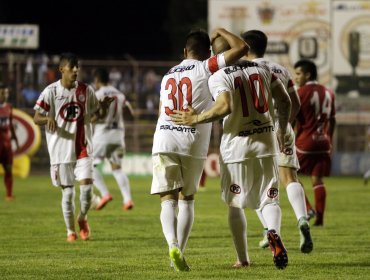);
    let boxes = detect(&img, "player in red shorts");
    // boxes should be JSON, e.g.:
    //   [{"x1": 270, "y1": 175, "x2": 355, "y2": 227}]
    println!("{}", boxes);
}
[
  {"x1": 0, "y1": 83, "x2": 19, "y2": 201},
  {"x1": 293, "y1": 59, "x2": 336, "y2": 226}
]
